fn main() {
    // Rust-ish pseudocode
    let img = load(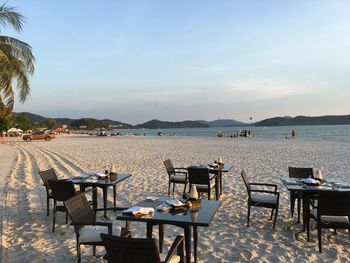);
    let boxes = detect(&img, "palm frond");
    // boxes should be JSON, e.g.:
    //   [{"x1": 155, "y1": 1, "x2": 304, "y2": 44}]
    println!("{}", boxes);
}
[
  {"x1": 0, "y1": 4, "x2": 24, "y2": 32},
  {"x1": 0, "y1": 36, "x2": 35, "y2": 73}
]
